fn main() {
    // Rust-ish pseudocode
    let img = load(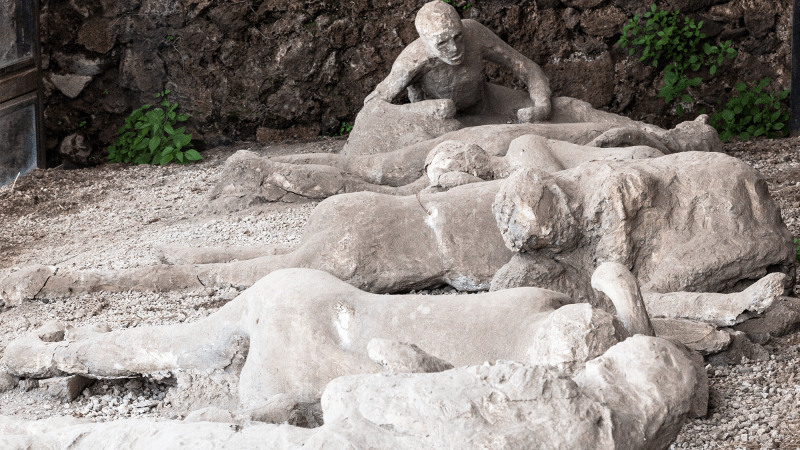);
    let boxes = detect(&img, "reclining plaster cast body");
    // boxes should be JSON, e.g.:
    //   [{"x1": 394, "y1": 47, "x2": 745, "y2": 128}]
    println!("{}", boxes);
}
[
  {"x1": 1, "y1": 152, "x2": 792, "y2": 326},
  {"x1": 207, "y1": 1, "x2": 722, "y2": 207},
  {"x1": 0, "y1": 335, "x2": 699, "y2": 450},
  {"x1": 6, "y1": 264, "x2": 704, "y2": 419}
]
